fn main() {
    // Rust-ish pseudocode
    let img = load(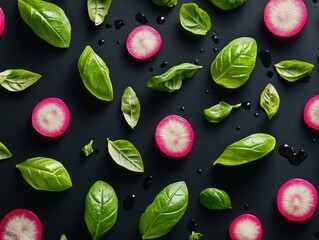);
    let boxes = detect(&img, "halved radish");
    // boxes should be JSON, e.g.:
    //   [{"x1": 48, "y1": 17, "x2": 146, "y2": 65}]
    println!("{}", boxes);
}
[
  {"x1": 0, "y1": 208, "x2": 42, "y2": 240},
  {"x1": 263, "y1": 0, "x2": 308, "y2": 38},
  {"x1": 155, "y1": 114, "x2": 194, "y2": 158},
  {"x1": 229, "y1": 214, "x2": 262, "y2": 240},
  {"x1": 0, "y1": 8, "x2": 5, "y2": 36},
  {"x1": 277, "y1": 178, "x2": 318, "y2": 221},
  {"x1": 126, "y1": 25, "x2": 162, "y2": 60},
  {"x1": 304, "y1": 94, "x2": 319, "y2": 130},
  {"x1": 32, "y1": 97, "x2": 70, "y2": 137}
]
